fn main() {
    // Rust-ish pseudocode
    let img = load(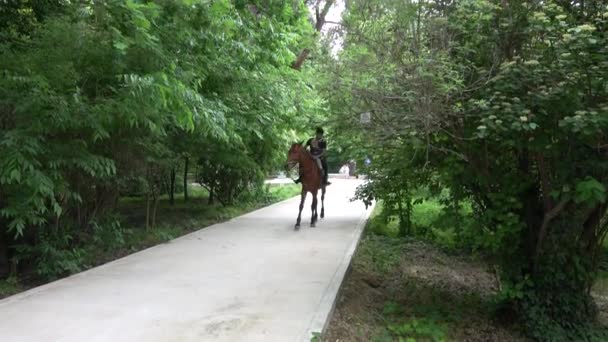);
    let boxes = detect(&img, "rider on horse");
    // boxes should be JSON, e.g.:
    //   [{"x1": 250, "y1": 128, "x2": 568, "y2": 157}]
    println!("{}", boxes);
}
[{"x1": 295, "y1": 127, "x2": 331, "y2": 186}]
